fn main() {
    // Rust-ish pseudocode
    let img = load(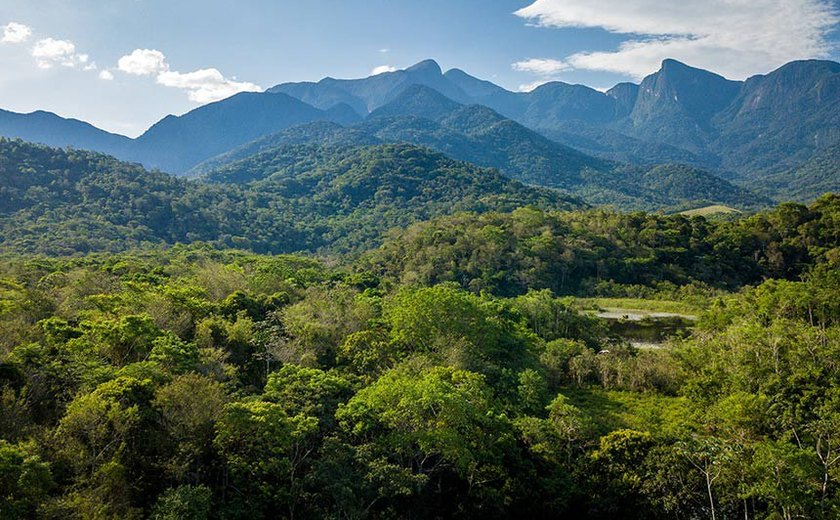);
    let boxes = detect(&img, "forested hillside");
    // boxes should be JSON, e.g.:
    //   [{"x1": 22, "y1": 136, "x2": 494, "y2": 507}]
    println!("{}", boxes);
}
[
  {"x1": 0, "y1": 197, "x2": 837, "y2": 518},
  {"x1": 363, "y1": 194, "x2": 840, "y2": 295},
  {"x1": 0, "y1": 139, "x2": 577, "y2": 255},
  {"x1": 4, "y1": 59, "x2": 836, "y2": 206},
  {"x1": 195, "y1": 107, "x2": 766, "y2": 211},
  {"x1": 0, "y1": 1, "x2": 837, "y2": 516}
]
